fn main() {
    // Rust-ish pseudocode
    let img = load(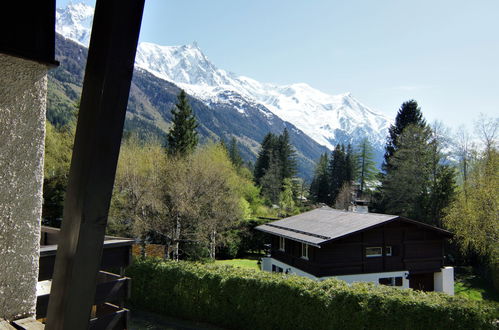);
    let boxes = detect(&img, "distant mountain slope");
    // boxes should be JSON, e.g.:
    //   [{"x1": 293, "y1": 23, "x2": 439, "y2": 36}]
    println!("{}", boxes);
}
[
  {"x1": 56, "y1": 2, "x2": 393, "y2": 167},
  {"x1": 48, "y1": 34, "x2": 329, "y2": 180}
]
